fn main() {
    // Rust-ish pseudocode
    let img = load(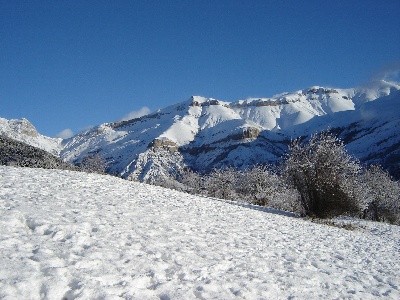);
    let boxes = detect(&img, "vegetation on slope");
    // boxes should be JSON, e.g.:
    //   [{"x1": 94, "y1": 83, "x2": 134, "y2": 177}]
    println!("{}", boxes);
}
[
  {"x1": 153, "y1": 131, "x2": 400, "y2": 225},
  {"x1": 0, "y1": 135, "x2": 77, "y2": 171}
]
